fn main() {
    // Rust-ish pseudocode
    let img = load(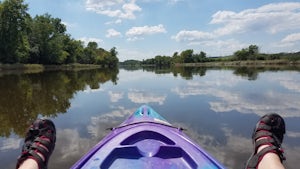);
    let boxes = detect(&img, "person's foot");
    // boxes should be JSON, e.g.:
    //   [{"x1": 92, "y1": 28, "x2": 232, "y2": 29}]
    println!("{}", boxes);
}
[
  {"x1": 16, "y1": 119, "x2": 56, "y2": 169},
  {"x1": 245, "y1": 113, "x2": 286, "y2": 169}
]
